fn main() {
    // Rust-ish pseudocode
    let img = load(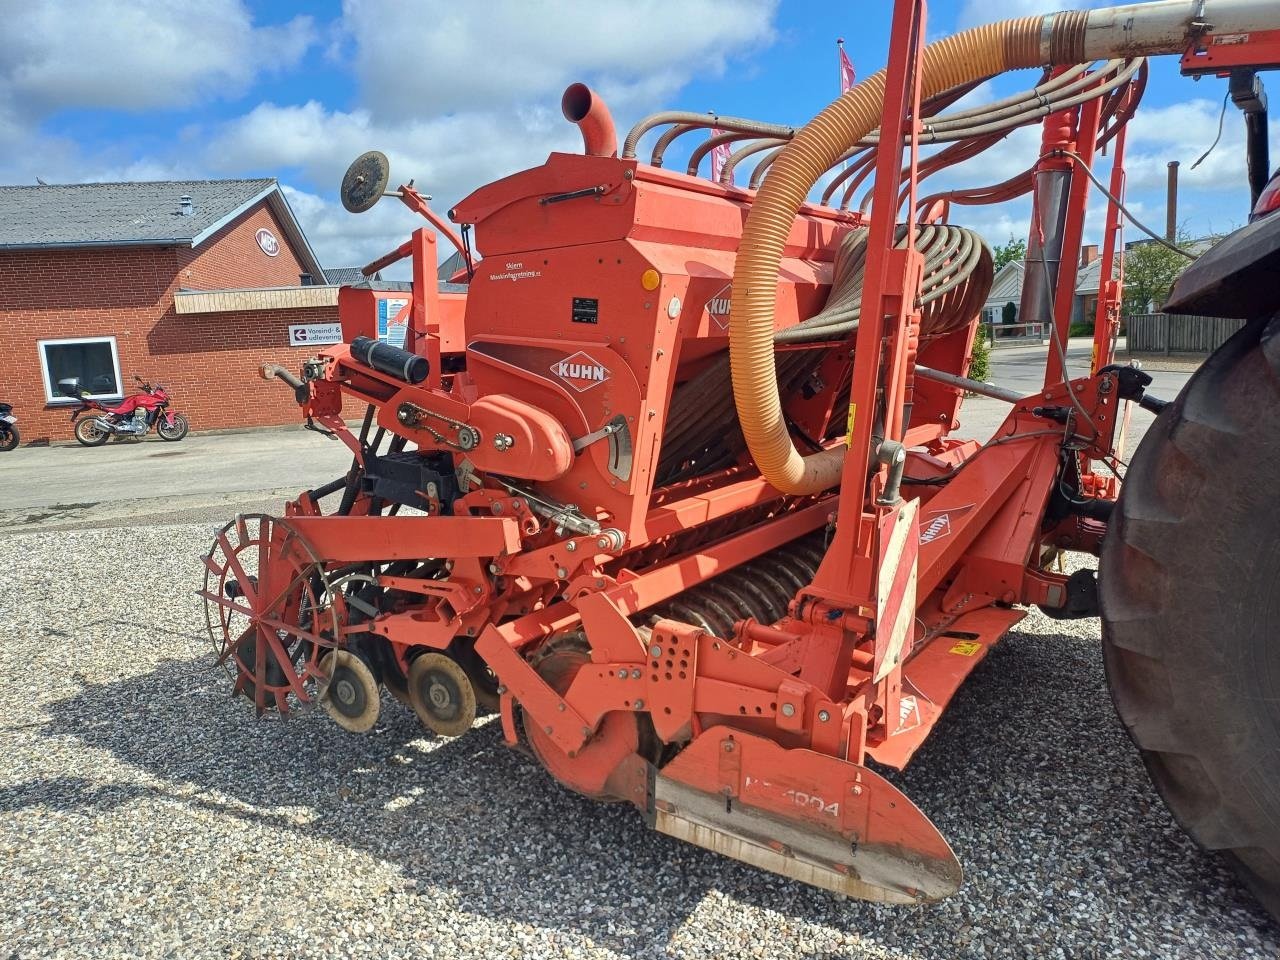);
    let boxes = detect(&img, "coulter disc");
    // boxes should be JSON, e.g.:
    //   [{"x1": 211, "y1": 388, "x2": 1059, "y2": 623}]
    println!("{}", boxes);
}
[
  {"x1": 408, "y1": 652, "x2": 477, "y2": 737},
  {"x1": 319, "y1": 649, "x2": 381, "y2": 733}
]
